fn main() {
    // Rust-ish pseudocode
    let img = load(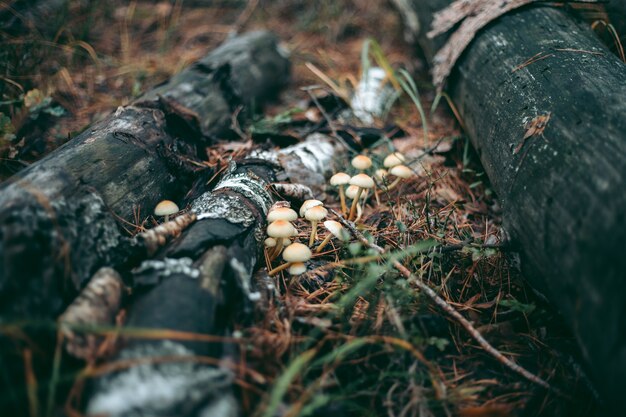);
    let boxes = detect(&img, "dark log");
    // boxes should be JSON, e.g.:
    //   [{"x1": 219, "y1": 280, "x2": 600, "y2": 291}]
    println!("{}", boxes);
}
[
  {"x1": 606, "y1": 0, "x2": 626, "y2": 43},
  {"x1": 85, "y1": 134, "x2": 341, "y2": 416},
  {"x1": 392, "y1": 0, "x2": 626, "y2": 411},
  {"x1": 0, "y1": 31, "x2": 290, "y2": 318}
]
